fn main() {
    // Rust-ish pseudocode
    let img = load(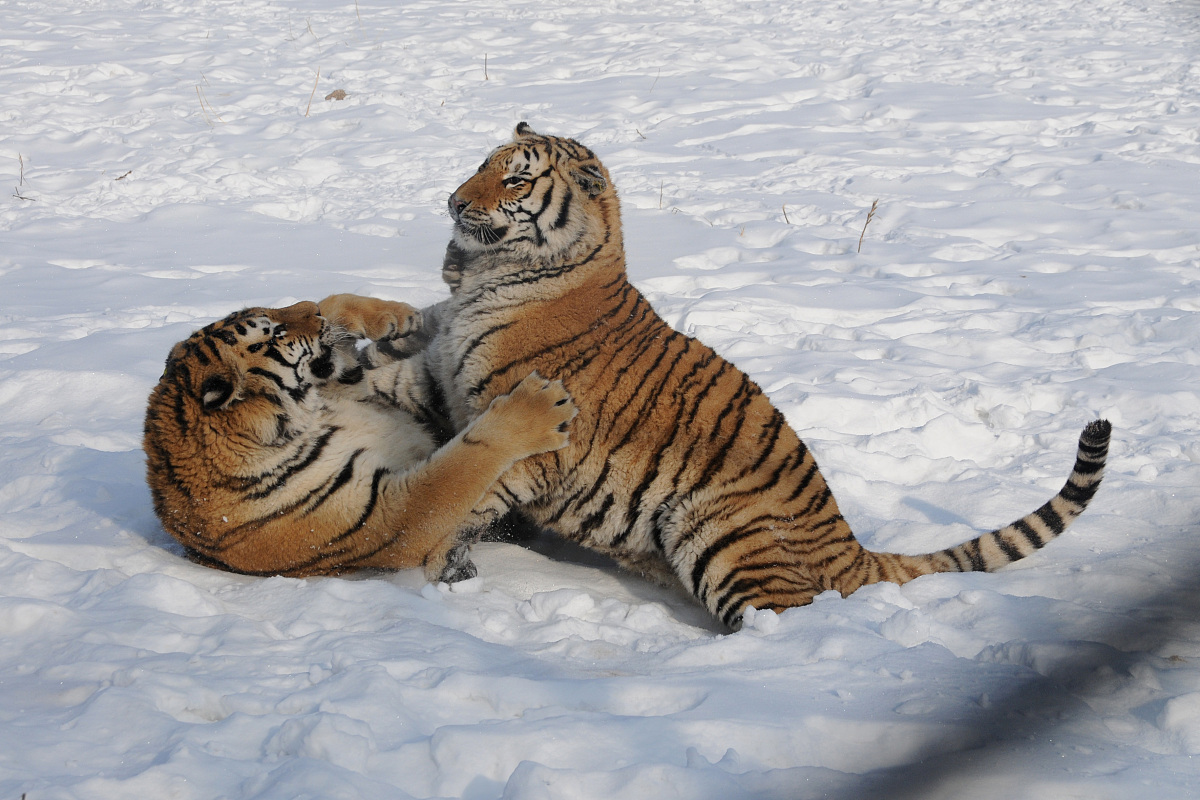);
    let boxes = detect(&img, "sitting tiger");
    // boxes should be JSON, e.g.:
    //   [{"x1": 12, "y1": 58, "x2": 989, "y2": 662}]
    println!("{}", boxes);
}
[
  {"x1": 422, "y1": 123, "x2": 1109, "y2": 628},
  {"x1": 143, "y1": 295, "x2": 576, "y2": 581}
]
